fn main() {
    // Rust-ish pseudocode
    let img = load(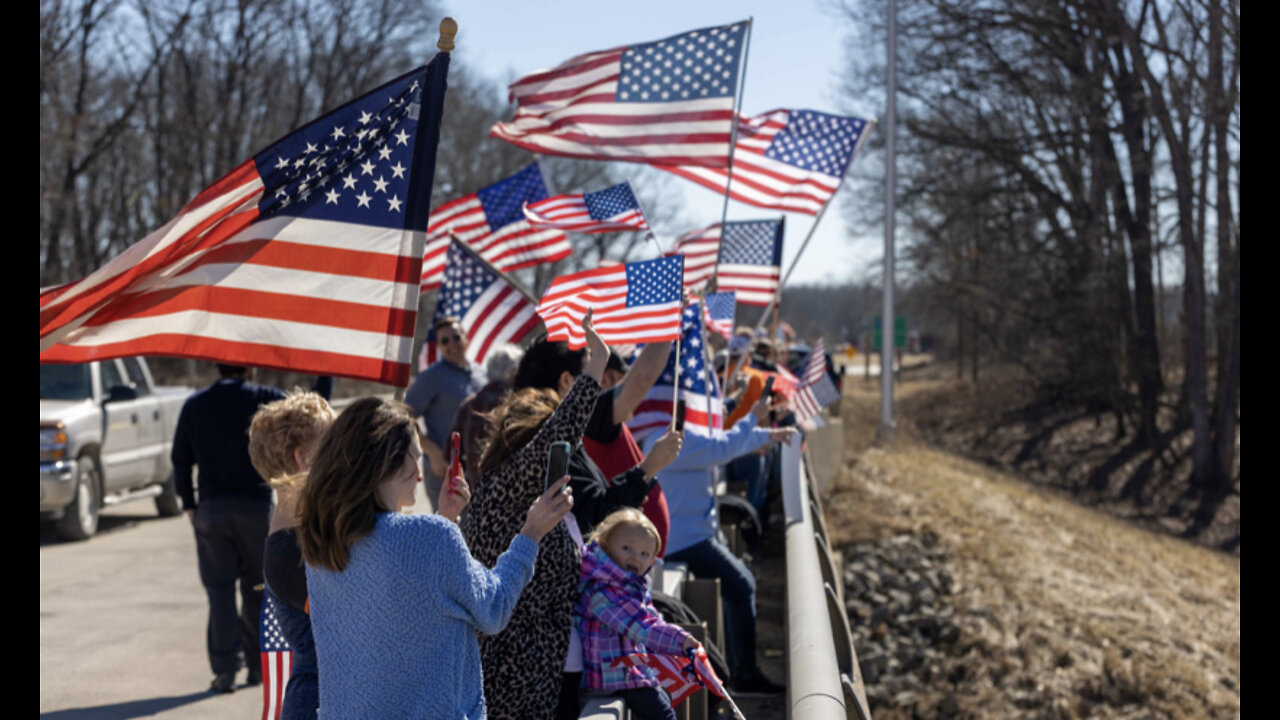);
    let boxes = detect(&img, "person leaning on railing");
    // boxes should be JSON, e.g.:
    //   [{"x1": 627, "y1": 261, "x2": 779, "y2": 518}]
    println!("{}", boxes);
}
[{"x1": 640, "y1": 392, "x2": 798, "y2": 698}]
